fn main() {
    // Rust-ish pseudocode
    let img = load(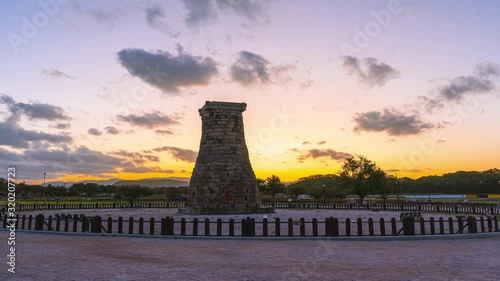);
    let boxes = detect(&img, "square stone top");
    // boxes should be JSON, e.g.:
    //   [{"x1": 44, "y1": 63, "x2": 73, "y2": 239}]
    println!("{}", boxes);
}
[{"x1": 199, "y1": 101, "x2": 247, "y2": 115}]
